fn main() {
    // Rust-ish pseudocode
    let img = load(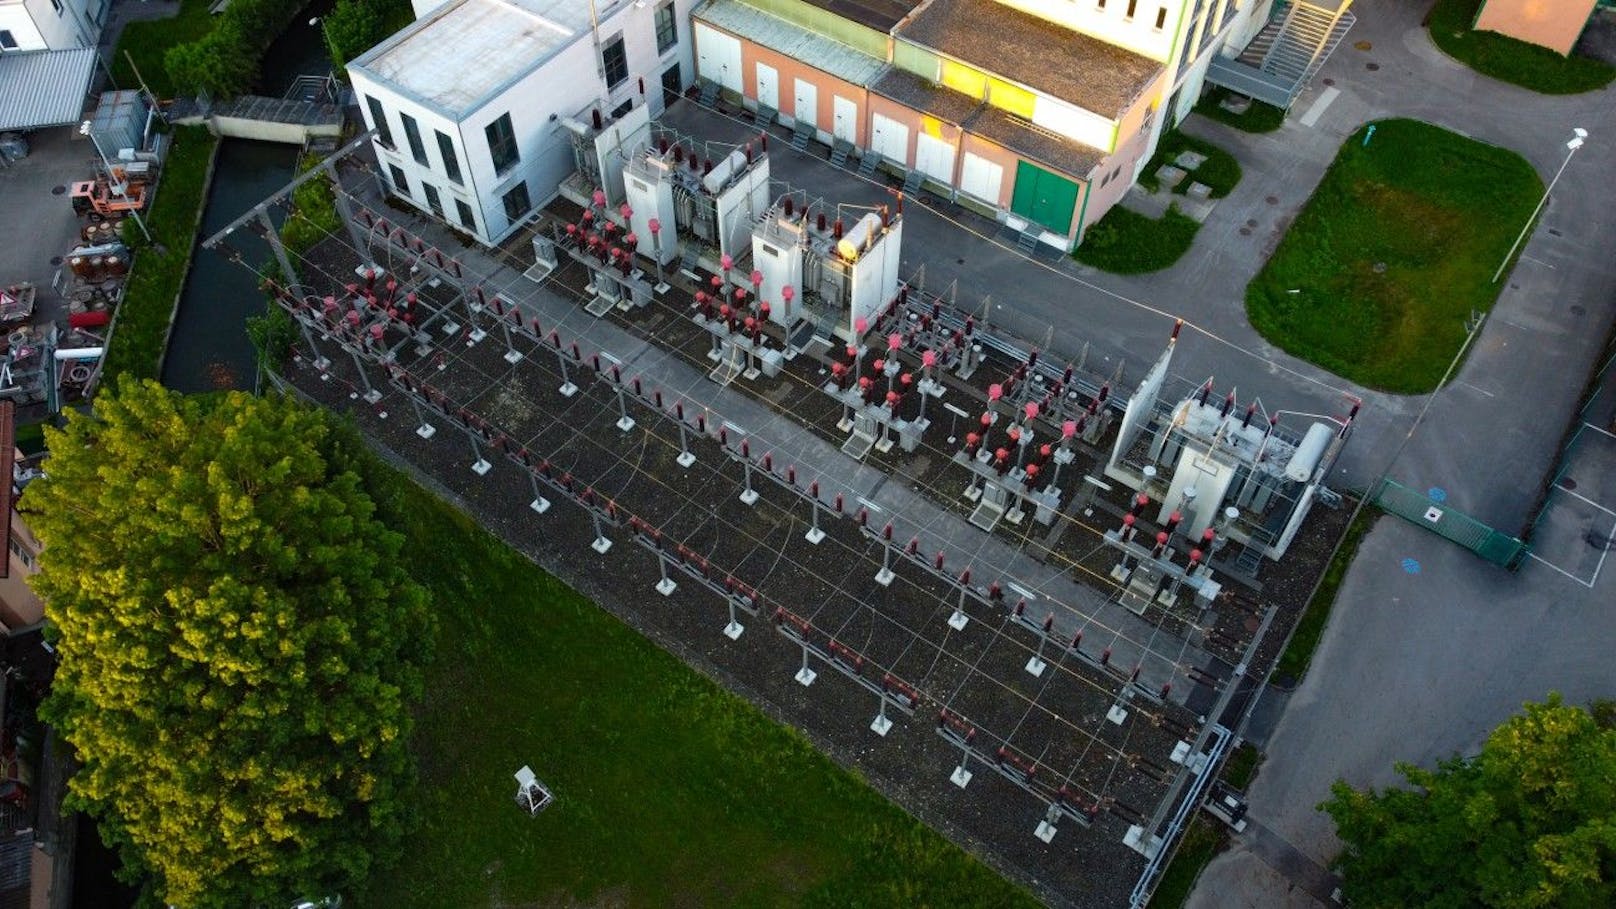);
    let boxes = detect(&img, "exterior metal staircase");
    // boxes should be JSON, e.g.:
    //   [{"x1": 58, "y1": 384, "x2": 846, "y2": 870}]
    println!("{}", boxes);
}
[{"x1": 1206, "y1": 0, "x2": 1355, "y2": 109}]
